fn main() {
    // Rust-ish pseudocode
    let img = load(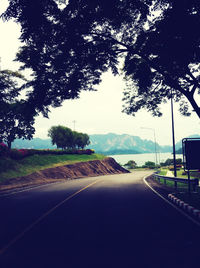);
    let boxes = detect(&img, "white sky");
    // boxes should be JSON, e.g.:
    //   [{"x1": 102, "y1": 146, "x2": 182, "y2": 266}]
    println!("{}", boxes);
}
[{"x1": 1, "y1": 0, "x2": 200, "y2": 146}]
